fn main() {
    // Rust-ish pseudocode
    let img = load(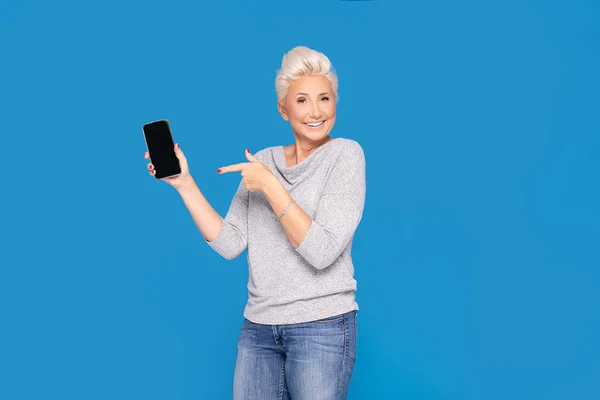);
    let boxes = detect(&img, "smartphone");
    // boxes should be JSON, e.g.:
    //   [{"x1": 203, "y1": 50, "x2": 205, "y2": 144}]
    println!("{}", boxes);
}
[{"x1": 142, "y1": 119, "x2": 181, "y2": 179}]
